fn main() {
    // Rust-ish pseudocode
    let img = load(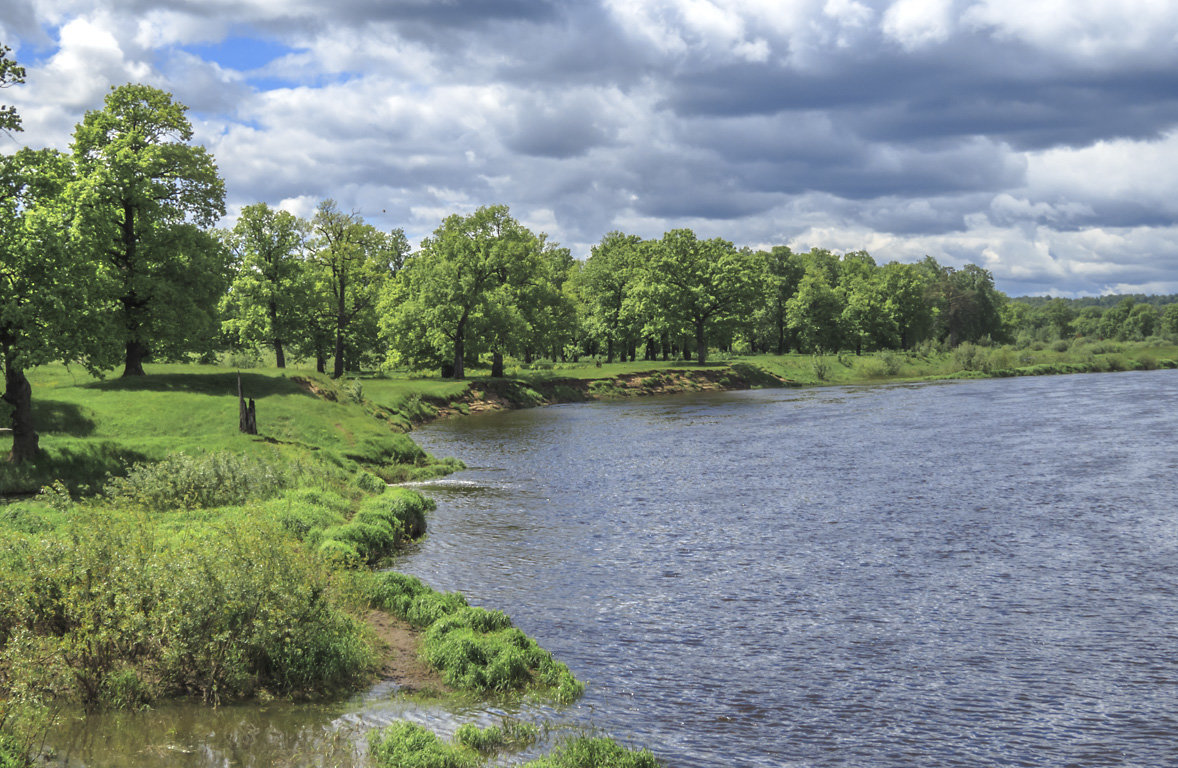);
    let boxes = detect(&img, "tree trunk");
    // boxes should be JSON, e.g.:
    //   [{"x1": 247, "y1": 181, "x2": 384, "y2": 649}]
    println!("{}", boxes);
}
[
  {"x1": 315, "y1": 349, "x2": 326, "y2": 374},
  {"x1": 332, "y1": 329, "x2": 345, "y2": 379},
  {"x1": 3, "y1": 355, "x2": 38, "y2": 463},
  {"x1": 606, "y1": 337, "x2": 615, "y2": 364},
  {"x1": 123, "y1": 339, "x2": 147, "y2": 377},
  {"x1": 270, "y1": 298, "x2": 285, "y2": 368},
  {"x1": 695, "y1": 319, "x2": 707, "y2": 364},
  {"x1": 453, "y1": 317, "x2": 466, "y2": 379},
  {"x1": 491, "y1": 350, "x2": 504, "y2": 378}
]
